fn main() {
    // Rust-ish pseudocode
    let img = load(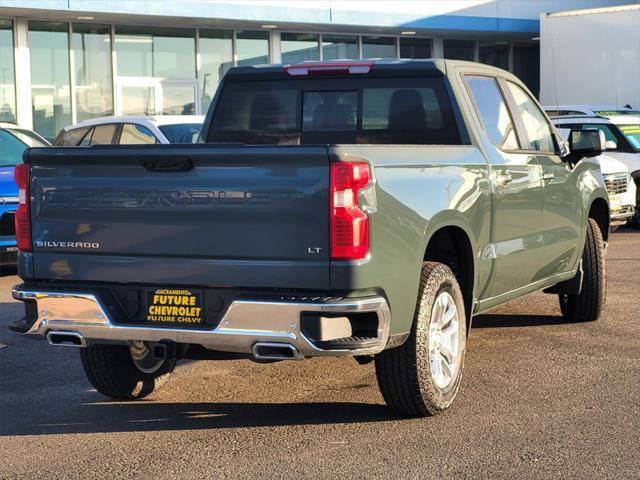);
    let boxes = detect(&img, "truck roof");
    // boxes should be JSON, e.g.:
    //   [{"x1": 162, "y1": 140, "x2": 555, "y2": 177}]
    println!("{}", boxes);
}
[{"x1": 225, "y1": 59, "x2": 511, "y2": 80}]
